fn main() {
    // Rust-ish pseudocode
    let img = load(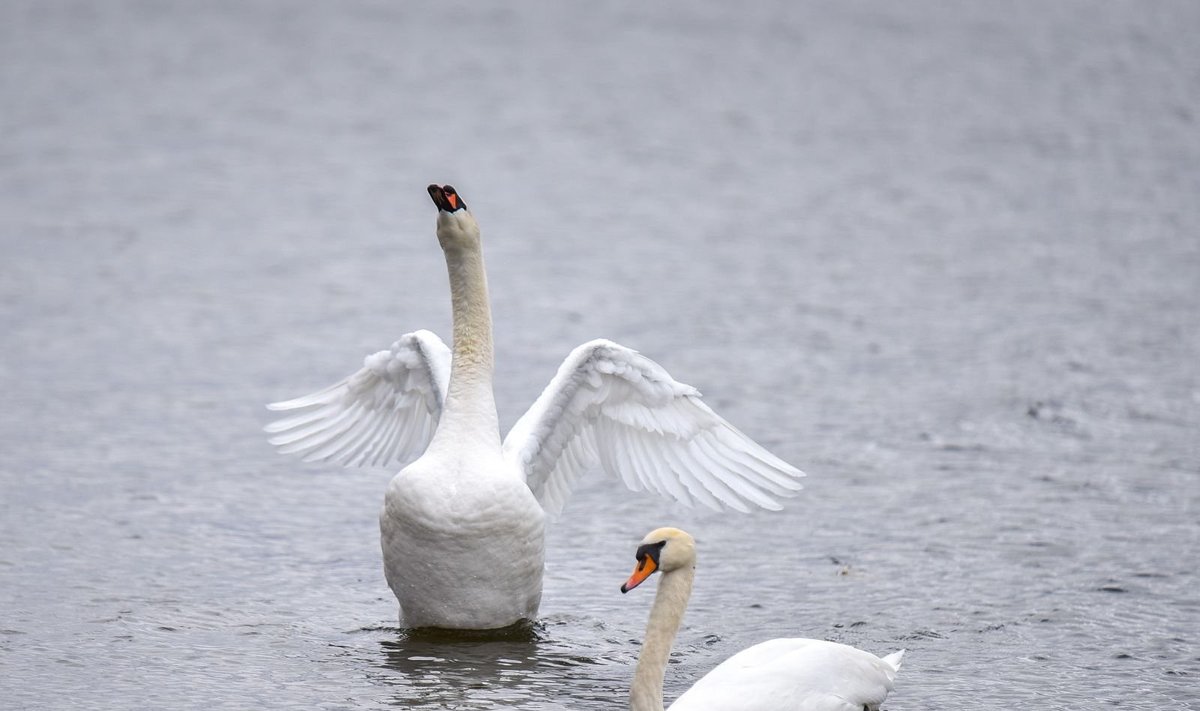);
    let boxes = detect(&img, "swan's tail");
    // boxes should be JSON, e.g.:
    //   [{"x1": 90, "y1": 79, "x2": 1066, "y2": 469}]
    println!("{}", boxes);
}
[{"x1": 881, "y1": 649, "x2": 905, "y2": 672}]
